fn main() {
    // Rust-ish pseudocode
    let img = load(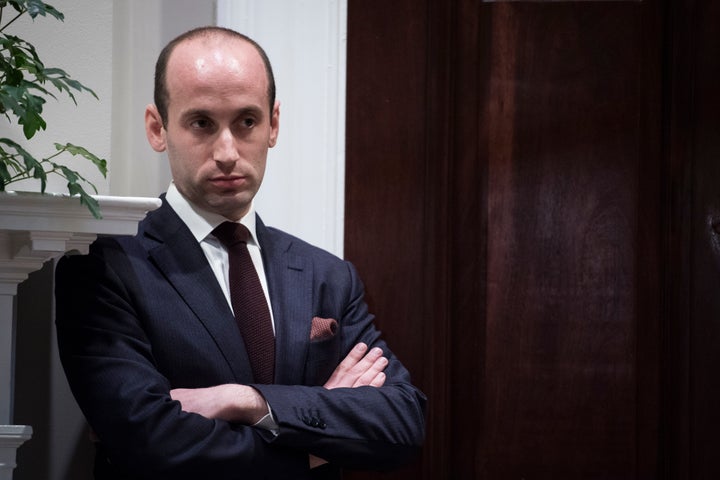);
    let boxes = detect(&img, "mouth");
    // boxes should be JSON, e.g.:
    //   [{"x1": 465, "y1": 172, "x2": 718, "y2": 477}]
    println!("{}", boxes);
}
[{"x1": 209, "y1": 175, "x2": 247, "y2": 189}]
